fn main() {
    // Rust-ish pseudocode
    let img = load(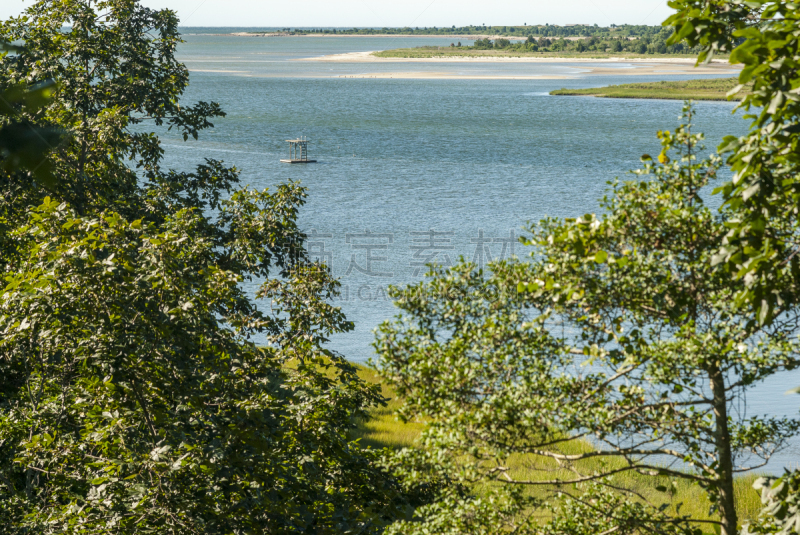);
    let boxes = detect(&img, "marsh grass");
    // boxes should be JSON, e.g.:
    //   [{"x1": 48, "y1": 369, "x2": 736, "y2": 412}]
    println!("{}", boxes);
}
[
  {"x1": 550, "y1": 78, "x2": 749, "y2": 101},
  {"x1": 349, "y1": 364, "x2": 423, "y2": 449},
  {"x1": 348, "y1": 363, "x2": 765, "y2": 533}
]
